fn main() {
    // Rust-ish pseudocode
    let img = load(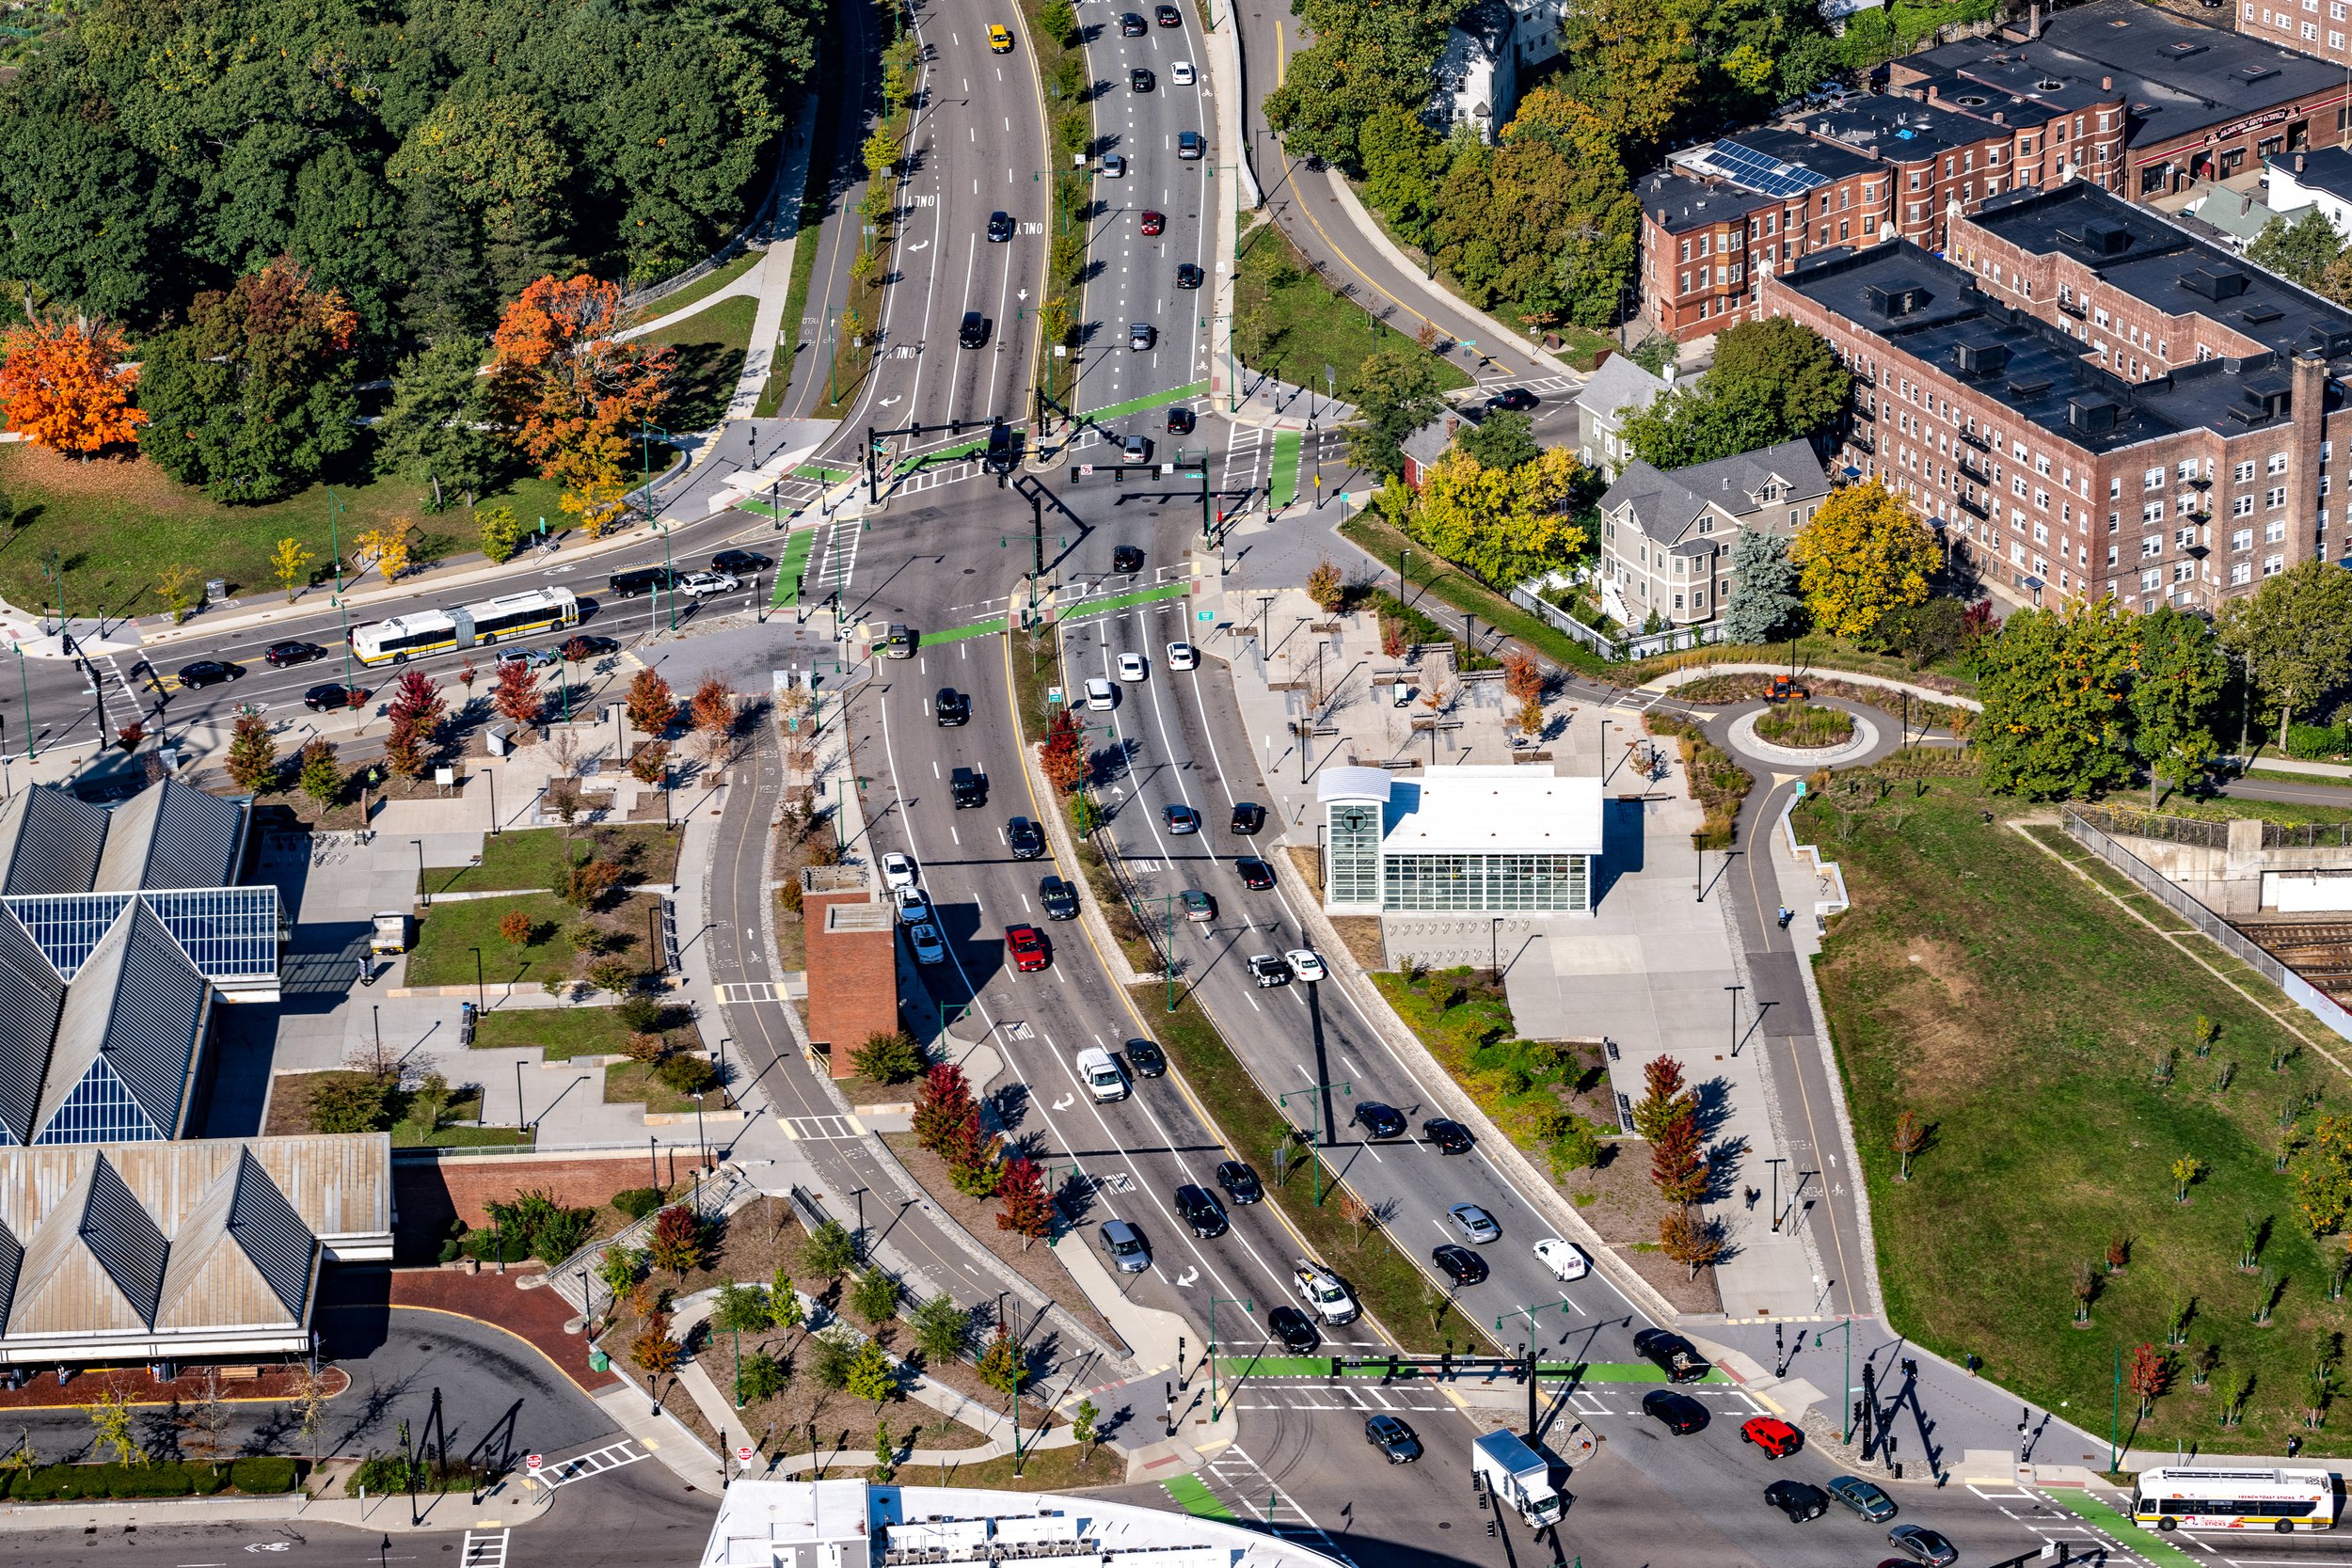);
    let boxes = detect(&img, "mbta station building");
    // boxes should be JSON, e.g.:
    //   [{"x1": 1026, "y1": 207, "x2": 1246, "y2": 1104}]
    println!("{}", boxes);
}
[{"x1": 1316, "y1": 768, "x2": 1605, "y2": 917}]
